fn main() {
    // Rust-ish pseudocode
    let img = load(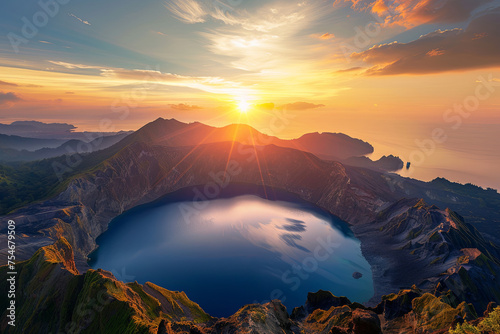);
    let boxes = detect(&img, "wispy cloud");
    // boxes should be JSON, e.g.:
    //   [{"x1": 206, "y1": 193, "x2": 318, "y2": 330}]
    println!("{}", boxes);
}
[
  {"x1": 196, "y1": 2, "x2": 333, "y2": 71},
  {"x1": 48, "y1": 61, "x2": 254, "y2": 96},
  {"x1": 69, "y1": 13, "x2": 91, "y2": 26},
  {"x1": 334, "y1": 67, "x2": 364, "y2": 74},
  {"x1": 169, "y1": 103, "x2": 203, "y2": 110},
  {"x1": 162, "y1": 1, "x2": 350, "y2": 99},
  {"x1": 0, "y1": 81, "x2": 18, "y2": 87},
  {"x1": 165, "y1": 0, "x2": 207, "y2": 23},
  {"x1": 0, "y1": 80, "x2": 41, "y2": 88},
  {"x1": 48, "y1": 61, "x2": 102, "y2": 69},
  {"x1": 166, "y1": 0, "x2": 308, "y2": 32},
  {"x1": 152, "y1": 31, "x2": 167, "y2": 36},
  {"x1": 312, "y1": 33, "x2": 335, "y2": 40}
]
